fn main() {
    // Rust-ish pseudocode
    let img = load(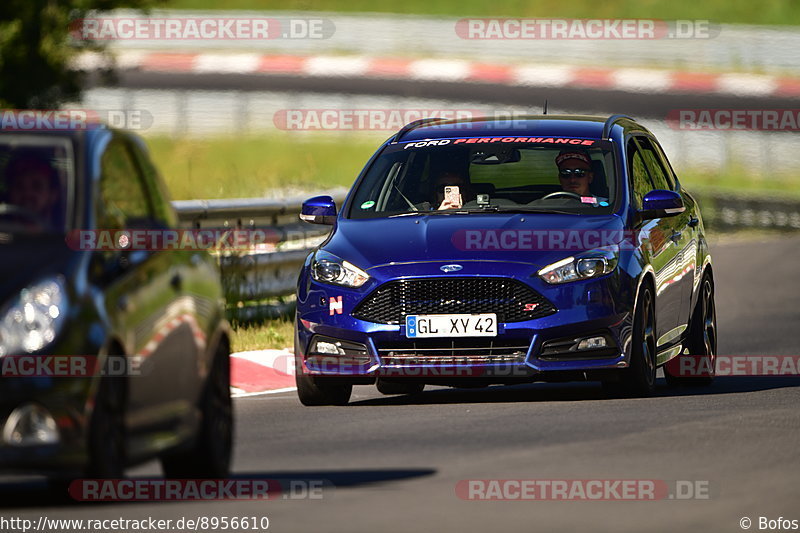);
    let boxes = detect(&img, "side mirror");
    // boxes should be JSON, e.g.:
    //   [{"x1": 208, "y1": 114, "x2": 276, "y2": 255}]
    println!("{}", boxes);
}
[
  {"x1": 300, "y1": 195, "x2": 337, "y2": 225},
  {"x1": 640, "y1": 190, "x2": 685, "y2": 220}
]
